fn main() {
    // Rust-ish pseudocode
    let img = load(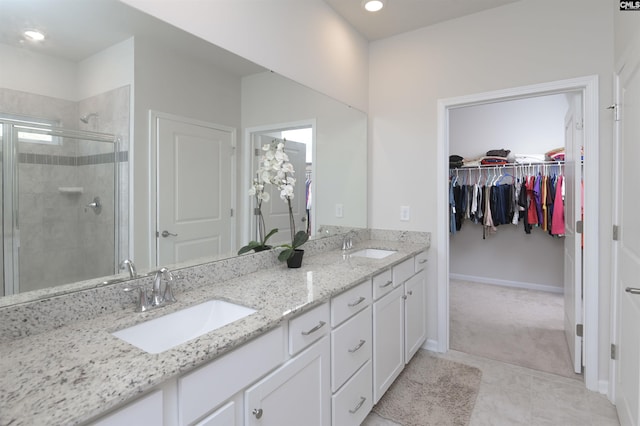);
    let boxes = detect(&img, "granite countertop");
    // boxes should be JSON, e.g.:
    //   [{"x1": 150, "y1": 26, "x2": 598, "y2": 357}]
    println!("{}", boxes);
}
[{"x1": 0, "y1": 239, "x2": 427, "y2": 426}]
